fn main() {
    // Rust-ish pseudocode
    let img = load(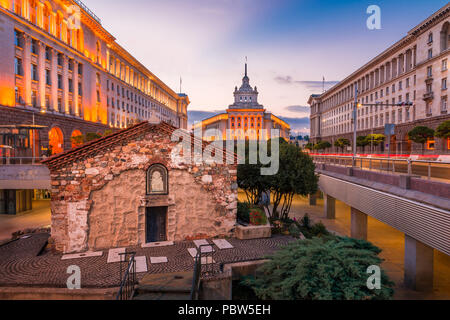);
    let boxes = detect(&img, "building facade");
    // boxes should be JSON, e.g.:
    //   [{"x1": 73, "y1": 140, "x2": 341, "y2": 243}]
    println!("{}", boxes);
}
[
  {"x1": 0, "y1": 0, "x2": 189, "y2": 156},
  {"x1": 308, "y1": 4, "x2": 450, "y2": 155},
  {"x1": 195, "y1": 64, "x2": 290, "y2": 141}
]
